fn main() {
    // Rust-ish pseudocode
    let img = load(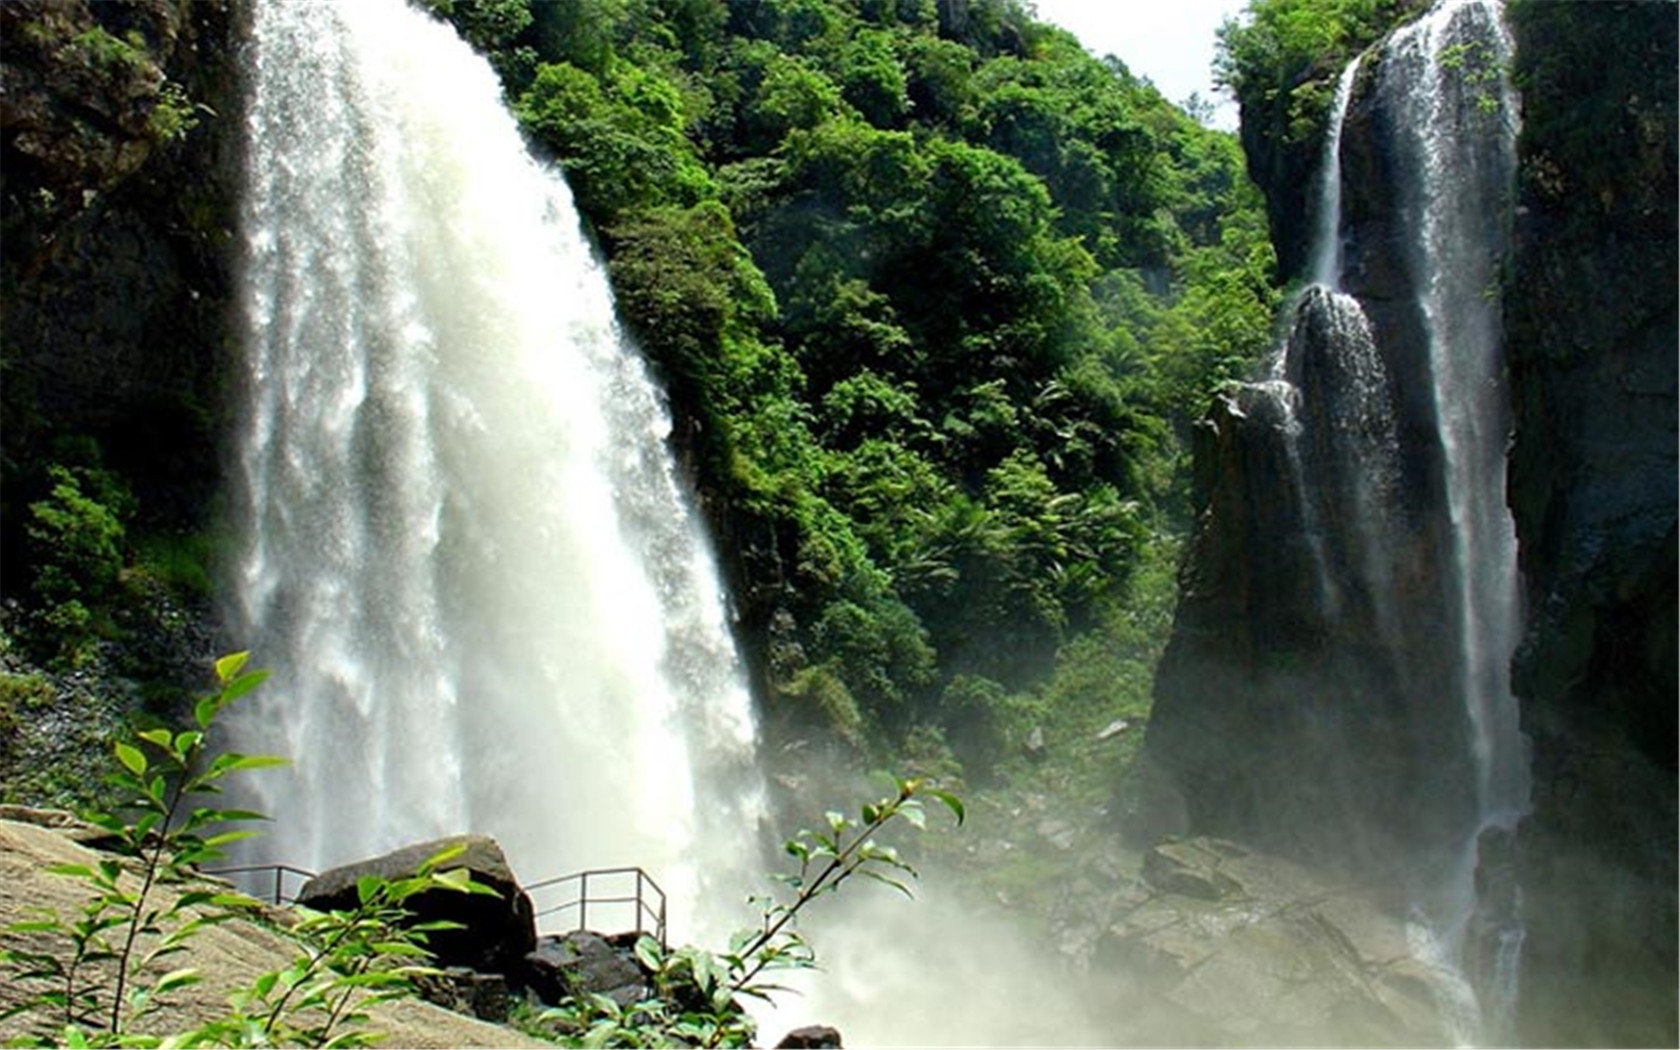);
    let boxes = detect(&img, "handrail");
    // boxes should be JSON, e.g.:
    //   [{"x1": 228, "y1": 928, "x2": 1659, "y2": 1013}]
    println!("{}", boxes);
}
[
  {"x1": 202, "y1": 863, "x2": 318, "y2": 905},
  {"x1": 525, "y1": 866, "x2": 668, "y2": 948},
  {"x1": 202, "y1": 861, "x2": 669, "y2": 947}
]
